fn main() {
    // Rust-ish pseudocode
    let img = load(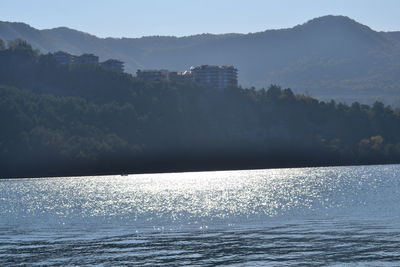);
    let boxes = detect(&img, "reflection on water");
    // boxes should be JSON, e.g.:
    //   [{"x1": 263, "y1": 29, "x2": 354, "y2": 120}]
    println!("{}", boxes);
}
[{"x1": 1, "y1": 165, "x2": 400, "y2": 265}]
